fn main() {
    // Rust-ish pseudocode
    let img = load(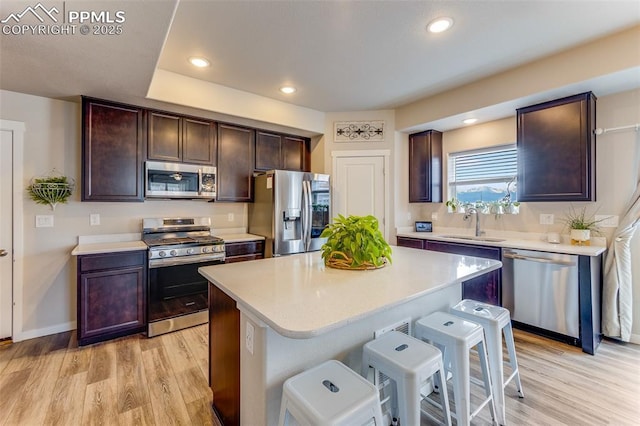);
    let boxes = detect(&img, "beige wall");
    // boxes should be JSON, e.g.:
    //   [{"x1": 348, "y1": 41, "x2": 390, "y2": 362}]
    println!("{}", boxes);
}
[{"x1": 1, "y1": 89, "x2": 248, "y2": 339}]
